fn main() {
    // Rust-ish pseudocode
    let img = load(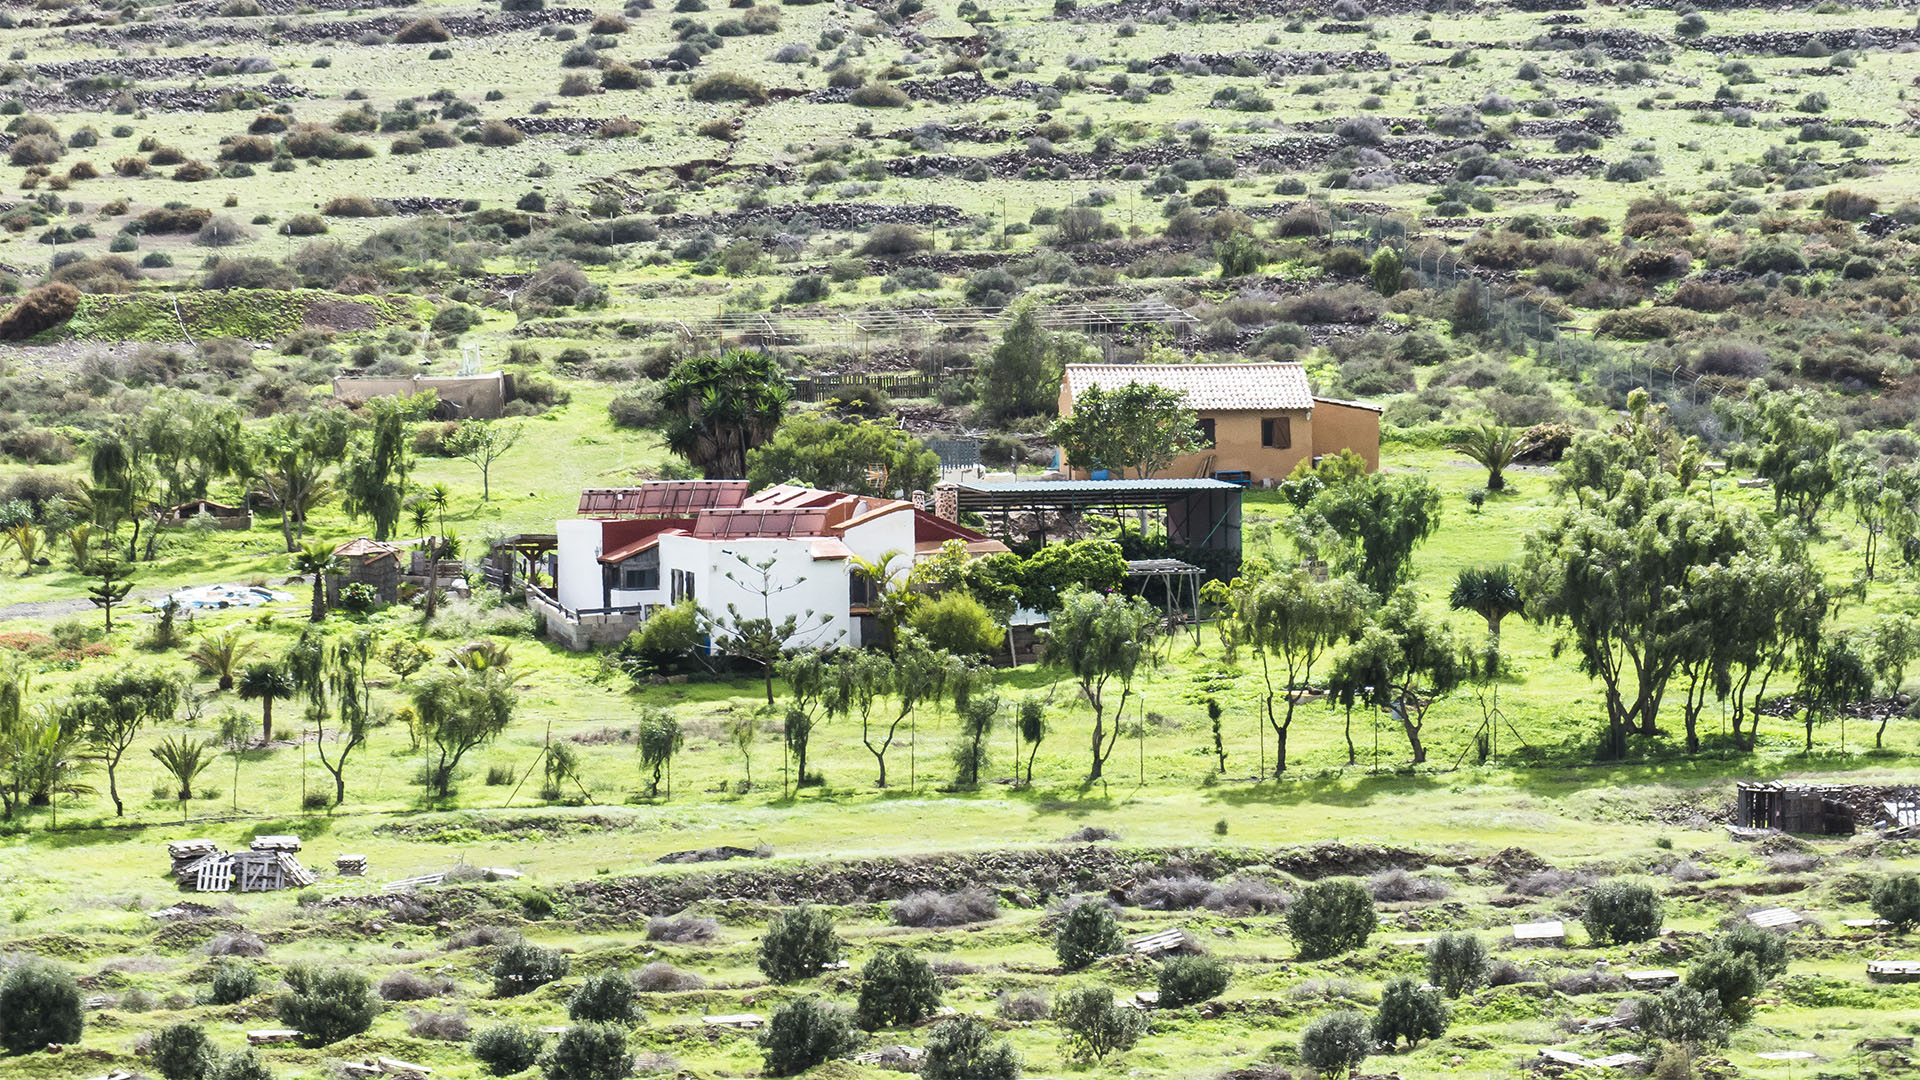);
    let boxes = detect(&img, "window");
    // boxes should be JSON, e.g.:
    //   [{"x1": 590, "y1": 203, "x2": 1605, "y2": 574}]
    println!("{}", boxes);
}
[
  {"x1": 670, "y1": 569, "x2": 696, "y2": 604},
  {"x1": 621, "y1": 567, "x2": 659, "y2": 591},
  {"x1": 1261, "y1": 416, "x2": 1292, "y2": 449},
  {"x1": 1195, "y1": 417, "x2": 1216, "y2": 448}
]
